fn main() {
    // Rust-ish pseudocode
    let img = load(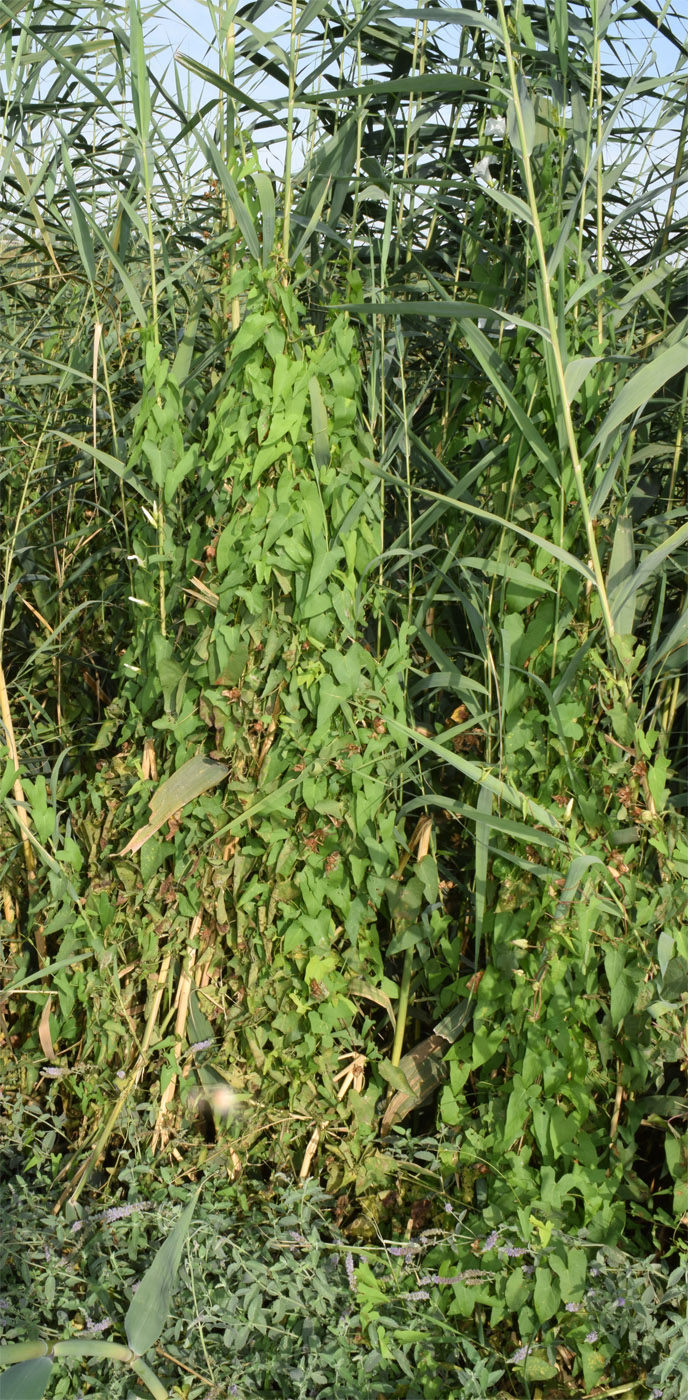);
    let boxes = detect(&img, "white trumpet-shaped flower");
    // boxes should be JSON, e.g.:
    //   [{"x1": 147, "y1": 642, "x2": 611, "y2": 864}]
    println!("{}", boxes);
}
[
  {"x1": 485, "y1": 116, "x2": 506, "y2": 139},
  {"x1": 474, "y1": 155, "x2": 496, "y2": 186}
]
